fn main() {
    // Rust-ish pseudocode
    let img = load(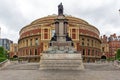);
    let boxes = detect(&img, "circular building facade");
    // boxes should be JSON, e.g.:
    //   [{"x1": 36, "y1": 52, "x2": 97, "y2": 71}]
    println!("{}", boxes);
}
[{"x1": 18, "y1": 14, "x2": 101, "y2": 62}]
